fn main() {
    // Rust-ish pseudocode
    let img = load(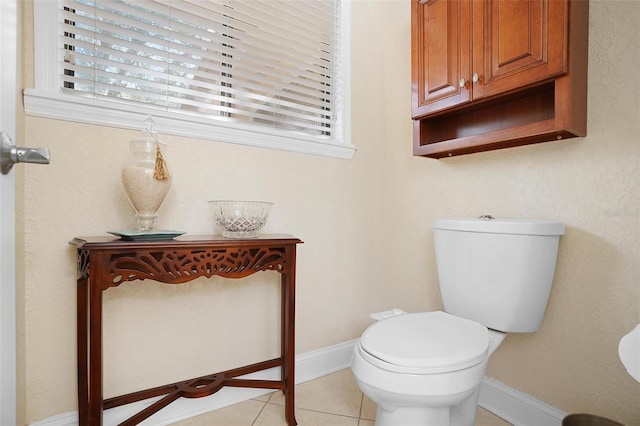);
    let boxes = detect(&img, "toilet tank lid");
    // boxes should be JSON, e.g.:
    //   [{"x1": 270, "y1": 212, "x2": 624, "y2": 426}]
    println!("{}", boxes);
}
[{"x1": 434, "y1": 217, "x2": 565, "y2": 236}]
